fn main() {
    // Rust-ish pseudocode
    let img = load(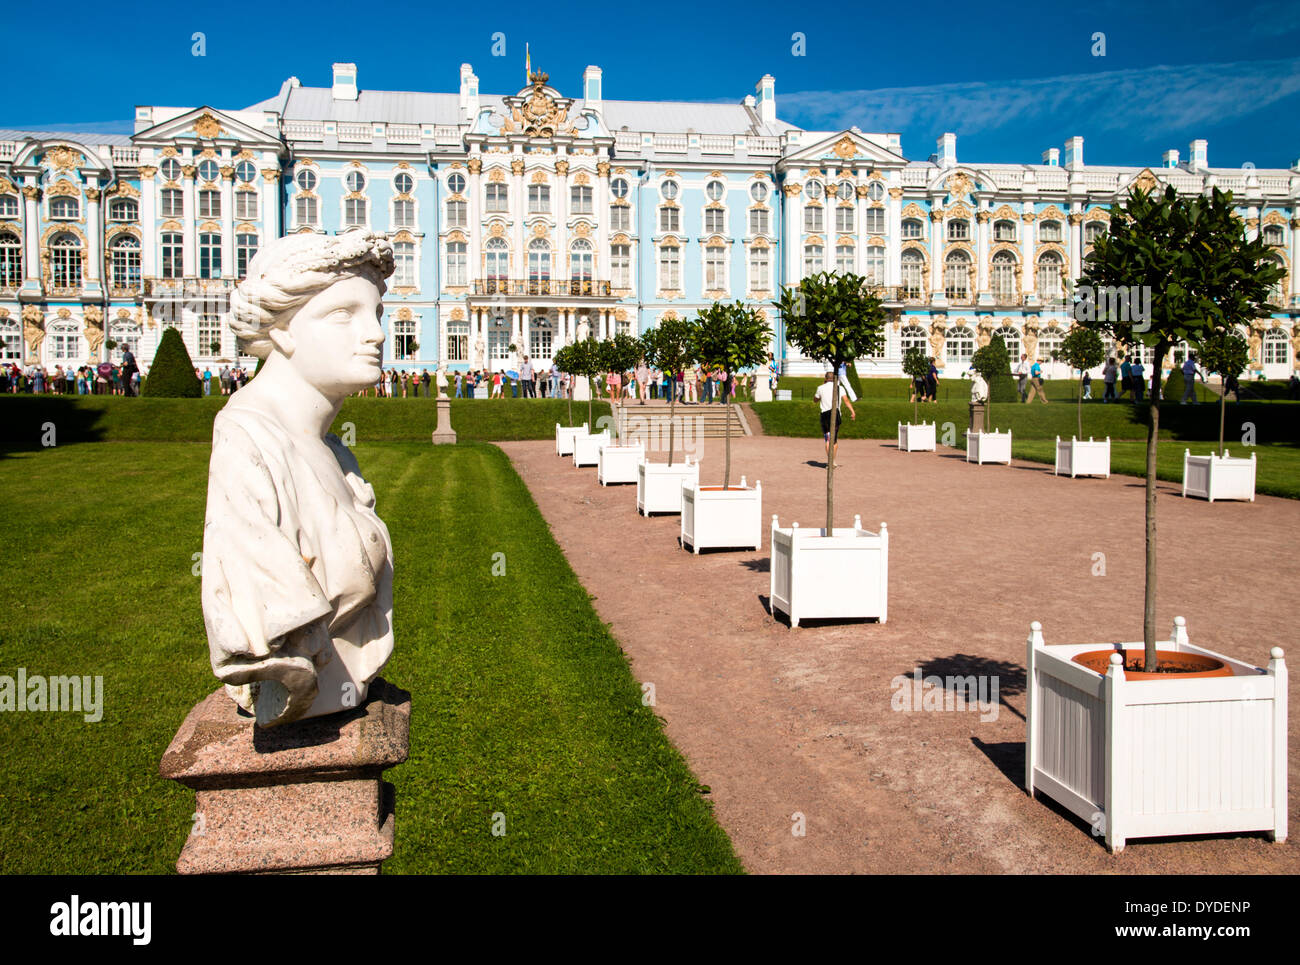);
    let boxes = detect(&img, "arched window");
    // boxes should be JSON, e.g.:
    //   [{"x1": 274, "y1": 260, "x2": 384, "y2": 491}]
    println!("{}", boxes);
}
[
  {"x1": 394, "y1": 241, "x2": 416, "y2": 286},
  {"x1": 991, "y1": 250, "x2": 1017, "y2": 301},
  {"x1": 705, "y1": 244, "x2": 727, "y2": 290},
  {"x1": 109, "y1": 235, "x2": 141, "y2": 291},
  {"x1": 161, "y1": 232, "x2": 183, "y2": 279},
  {"x1": 48, "y1": 321, "x2": 81, "y2": 360},
  {"x1": 835, "y1": 243, "x2": 854, "y2": 274},
  {"x1": 236, "y1": 233, "x2": 259, "y2": 279},
  {"x1": 991, "y1": 325, "x2": 1021, "y2": 360},
  {"x1": 570, "y1": 239, "x2": 593, "y2": 293},
  {"x1": 803, "y1": 244, "x2": 823, "y2": 276},
  {"x1": 993, "y1": 219, "x2": 1017, "y2": 242},
  {"x1": 0, "y1": 232, "x2": 21, "y2": 288},
  {"x1": 901, "y1": 218, "x2": 923, "y2": 240},
  {"x1": 804, "y1": 205, "x2": 823, "y2": 233},
  {"x1": 1084, "y1": 221, "x2": 1107, "y2": 245},
  {"x1": 530, "y1": 315, "x2": 554, "y2": 358},
  {"x1": 50, "y1": 196, "x2": 80, "y2": 220},
  {"x1": 484, "y1": 238, "x2": 508, "y2": 288},
  {"x1": 947, "y1": 220, "x2": 969, "y2": 242},
  {"x1": 1263, "y1": 330, "x2": 1290, "y2": 366},
  {"x1": 900, "y1": 324, "x2": 927, "y2": 357},
  {"x1": 527, "y1": 238, "x2": 550, "y2": 294},
  {"x1": 445, "y1": 241, "x2": 466, "y2": 287},
  {"x1": 946, "y1": 325, "x2": 975, "y2": 366},
  {"x1": 1037, "y1": 251, "x2": 1064, "y2": 300},
  {"x1": 901, "y1": 249, "x2": 925, "y2": 298},
  {"x1": 108, "y1": 198, "x2": 138, "y2": 221},
  {"x1": 199, "y1": 232, "x2": 222, "y2": 279},
  {"x1": 944, "y1": 250, "x2": 971, "y2": 300},
  {"x1": 50, "y1": 233, "x2": 83, "y2": 290},
  {"x1": 1262, "y1": 224, "x2": 1285, "y2": 247},
  {"x1": 2, "y1": 316, "x2": 23, "y2": 360},
  {"x1": 1038, "y1": 326, "x2": 1064, "y2": 365},
  {"x1": 1038, "y1": 220, "x2": 1063, "y2": 243}
]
